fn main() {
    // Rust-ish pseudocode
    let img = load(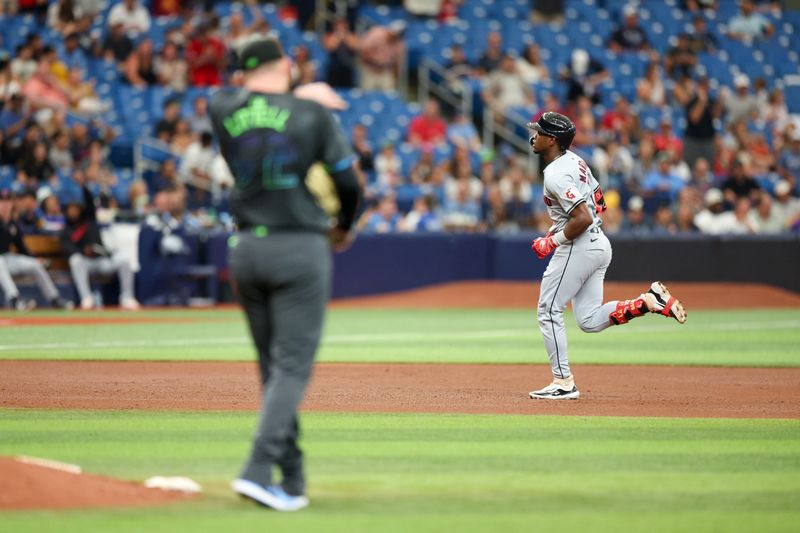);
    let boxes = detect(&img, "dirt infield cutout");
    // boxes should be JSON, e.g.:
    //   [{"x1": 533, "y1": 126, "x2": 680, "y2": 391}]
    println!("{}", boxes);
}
[{"x1": 0, "y1": 457, "x2": 194, "y2": 510}]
